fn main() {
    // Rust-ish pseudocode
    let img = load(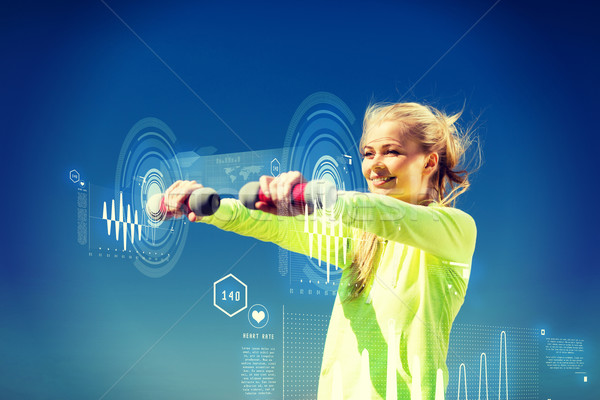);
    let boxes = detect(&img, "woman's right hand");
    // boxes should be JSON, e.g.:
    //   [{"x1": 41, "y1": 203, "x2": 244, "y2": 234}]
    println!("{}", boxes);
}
[
  {"x1": 256, "y1": 171, "x2": 307, "y2": 216},
  {"x1": 163, "y1": 180, "x2": 205, "y2": 222}
]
